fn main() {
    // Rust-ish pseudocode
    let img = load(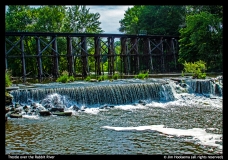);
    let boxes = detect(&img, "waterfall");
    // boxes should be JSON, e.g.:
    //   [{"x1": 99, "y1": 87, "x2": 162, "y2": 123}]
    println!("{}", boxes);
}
[
  {"x1": 9, "y1": 77, "x2": 223, "y2": 108},
  {"x1": 10, "y1": 82, "x2": 175, "y2": 107},
  {"x1": 185, "y1": 79, "x2": 223, "y2": 96}
]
